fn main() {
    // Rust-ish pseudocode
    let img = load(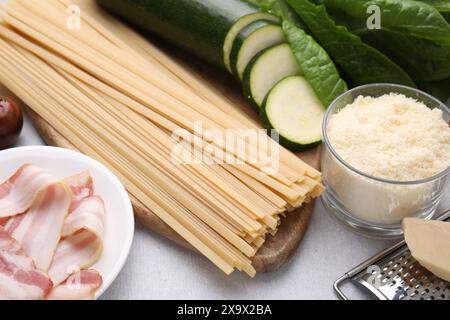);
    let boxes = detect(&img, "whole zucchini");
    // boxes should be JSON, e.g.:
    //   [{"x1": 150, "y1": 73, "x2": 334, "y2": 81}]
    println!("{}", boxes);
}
[{"x1": 97, "y1": 0, "x2": 270, "y2": 68}]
